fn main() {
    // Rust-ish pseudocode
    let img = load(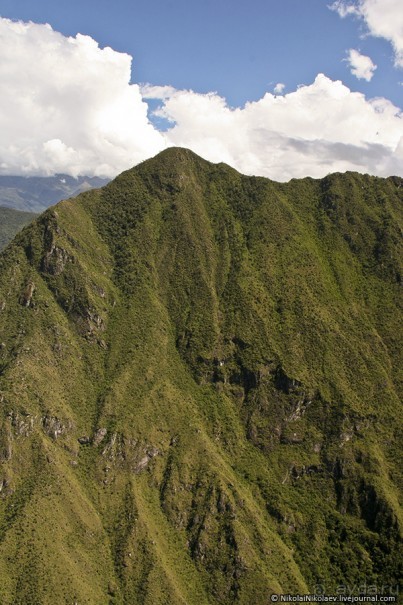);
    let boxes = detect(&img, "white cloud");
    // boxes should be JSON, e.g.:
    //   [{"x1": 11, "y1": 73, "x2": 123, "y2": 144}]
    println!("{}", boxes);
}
[
  {"x1": 0, "y1": 17, "x2": 165, "y2": 177},
  {"x1": 141, "y1": 84, "x2": 178, "y2": 101},
  {"x1": 346, "y1": 49, "x2": 377, "y2": 80},
  {"x1": 329, "y1": 1, "x2": 360, "y2": 18},
  {"x1": 330, "y1": 0, "x2": 403, "y2": 68},
  {"x1": 148, "y1": 74, "x2": 403, "y2": 181},
  {"x1": 274, "y1": 83, "x2": 285, "y2": 94},
  {"x1": 1, "y1": 17, "x2": 402, "y2": 182}
]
